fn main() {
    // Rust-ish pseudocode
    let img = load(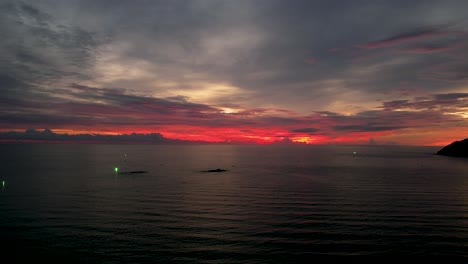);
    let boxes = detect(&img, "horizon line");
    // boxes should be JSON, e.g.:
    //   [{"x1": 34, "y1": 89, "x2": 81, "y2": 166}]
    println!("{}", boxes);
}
[{"x1": 0, "y1": 129, "x2": 450, "y2": 147}]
